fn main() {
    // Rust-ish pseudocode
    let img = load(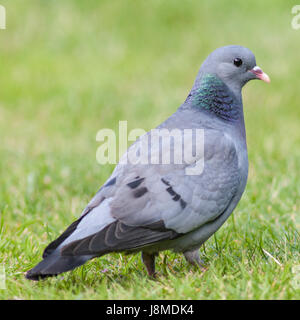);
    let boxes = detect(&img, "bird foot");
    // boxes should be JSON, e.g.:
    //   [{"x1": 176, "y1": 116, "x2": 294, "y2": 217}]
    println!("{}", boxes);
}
[
  {"x1": 141, "y1": 251, "x2": 158, "y2": 277},
  {"x1": 183, "y1": 249, "x2": 206, "y2": 271}
]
